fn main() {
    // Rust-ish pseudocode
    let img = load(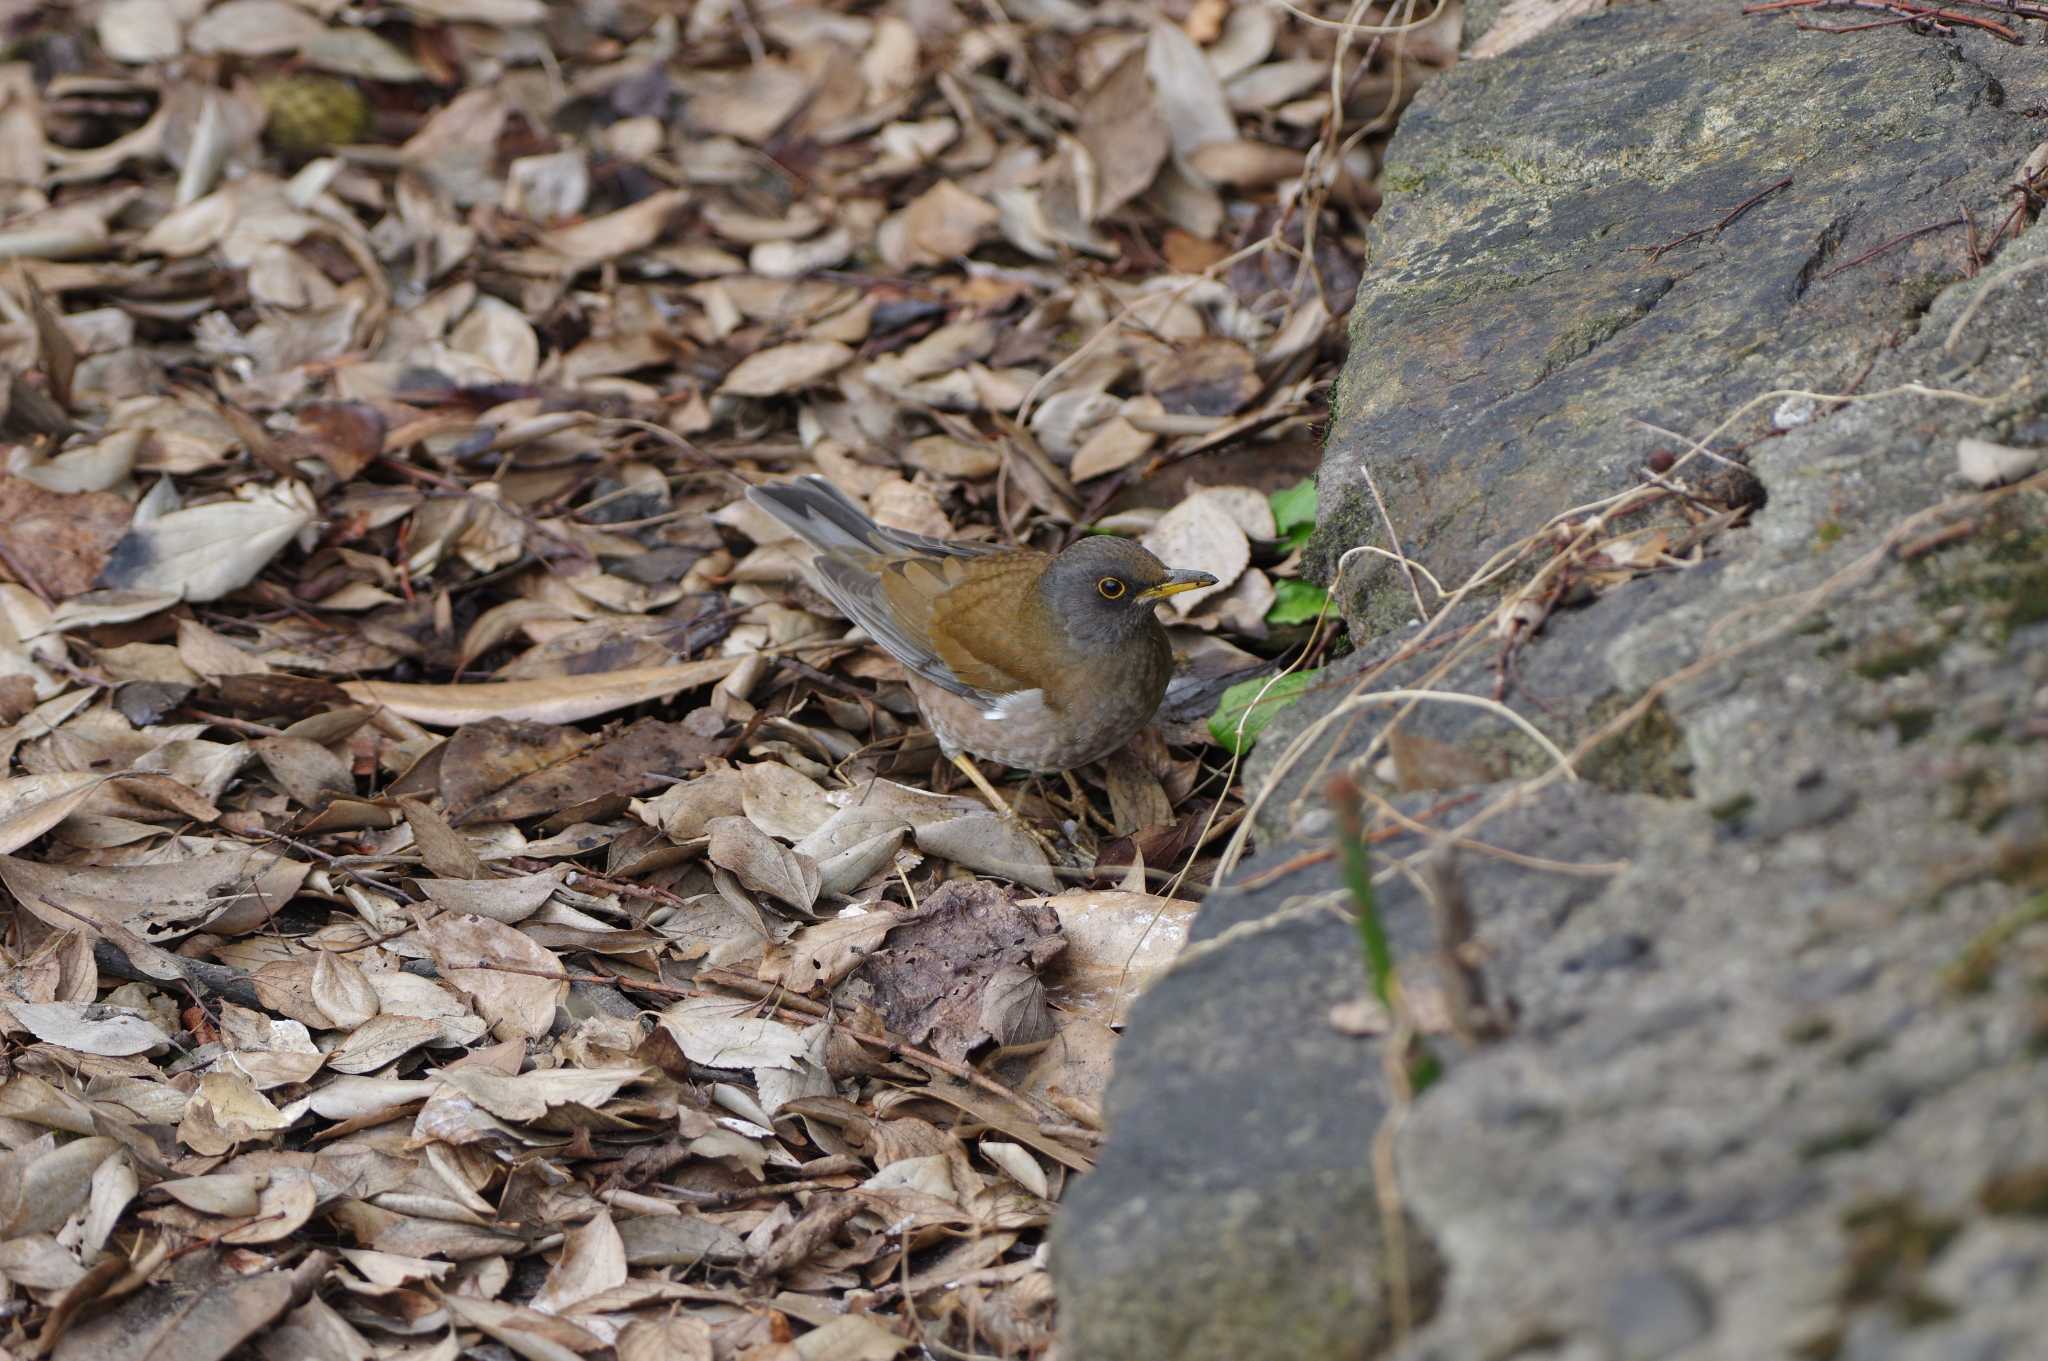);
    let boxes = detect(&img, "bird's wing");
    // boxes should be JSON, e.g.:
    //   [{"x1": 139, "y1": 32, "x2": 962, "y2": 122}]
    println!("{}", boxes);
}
[
  {"x1": 808, "y1": 551, "x2": 1024, "y2": 704},
  {"x1": 749, "y1": 476, "x2": 1038, "y2": 702},
  {"x1": 920, "y1": 554, "x2": 1060, "y2": 697}
]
